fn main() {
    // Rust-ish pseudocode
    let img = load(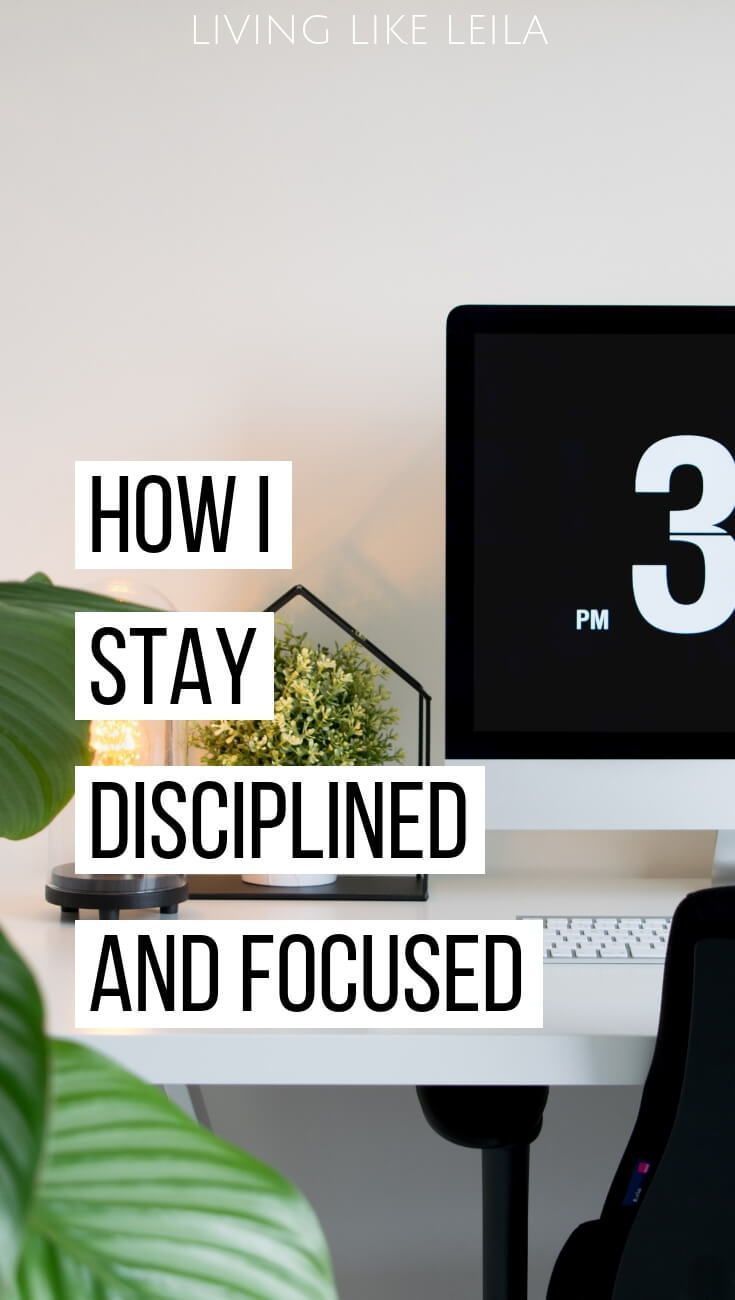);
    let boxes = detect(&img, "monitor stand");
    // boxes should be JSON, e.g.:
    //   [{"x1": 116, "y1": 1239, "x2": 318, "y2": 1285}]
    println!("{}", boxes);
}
[{"x1": 712, "y1": 831, "x2": 735, "y2": 886}]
